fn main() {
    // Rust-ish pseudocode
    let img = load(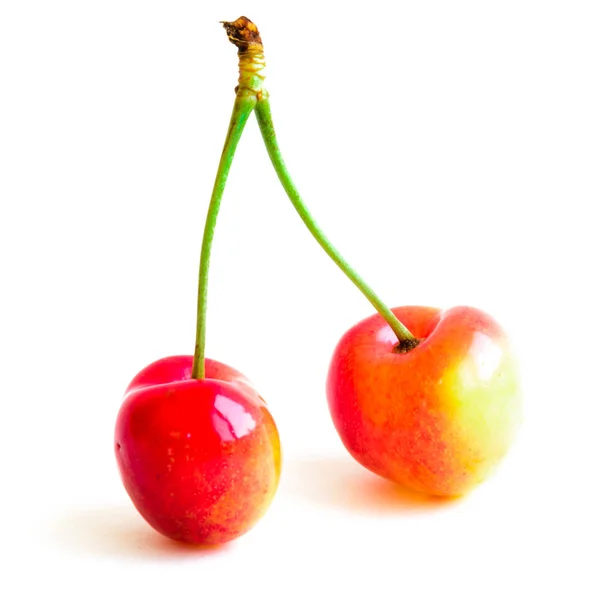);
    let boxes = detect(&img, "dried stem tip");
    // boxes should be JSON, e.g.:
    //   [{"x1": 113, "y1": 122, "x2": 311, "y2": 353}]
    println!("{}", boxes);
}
[{"x1": 221, "y1": 16, "x2": 263, "y2": 51}]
